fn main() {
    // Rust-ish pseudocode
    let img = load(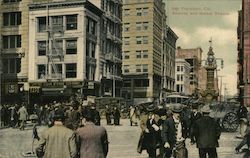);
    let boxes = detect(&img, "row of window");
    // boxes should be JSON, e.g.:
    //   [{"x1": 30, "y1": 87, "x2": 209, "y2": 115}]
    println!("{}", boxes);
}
[
  {"x1": 123, "y1": 50, "x2": 148, "y2": 59},
  {"x1": 3, "y1": 12, "x2": 21, "y2": 26},
  {"x1": 38, "y1": 39, "x2": 97, "y2": 57},
  {"x1": 123, "y1": 22, "x2": 149, "y2": 32},
  {"x1": 86, "y1": 17, "x2": 97, "y2": 36},
  {"x1": 37, "y1": 63, "x2": 77, "y2": 79},
  {"x1": 124, "y1": 7, "x2": 149, "y2": 16},
  {"x1": 124, "y1": 36, "x2": 148, "y2": 45},
  {"x1": 123, "y1": 79, "x2": 149, "y2": 88},
  {"x1": 38, "y1": 39, "x2": 77, "y2": 56},
  {"x1": 2, "y1": 58, "x2": 21, "y2": 74},
  {"x1": 177, "y1": 66, "x2": 184, "y2": 72},
  {"x1": 123, "y1": 64, "x2": 148, "y2": 73},
  {"x1": 38, "y1": 15, "x2": 77, "y2": 32},
  {"x1": 123, "y1": 0, "x2": 149, "y2": 4},
  {"x1": 176, "y1": 84, "x2": 184, "y2": 93},
  {"x1": 3, "y1": 35, "x2": 21, "y2": 49},
  {"x1": 176, "y1": 74, "x2": 184, "y2": 81}
]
